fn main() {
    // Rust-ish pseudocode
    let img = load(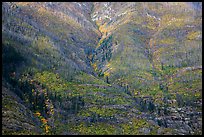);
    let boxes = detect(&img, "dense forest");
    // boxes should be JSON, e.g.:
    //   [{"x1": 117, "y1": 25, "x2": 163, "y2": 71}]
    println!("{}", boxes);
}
[{"x1": 2, "y1": 2, "x2": 202, "y2": 135}]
